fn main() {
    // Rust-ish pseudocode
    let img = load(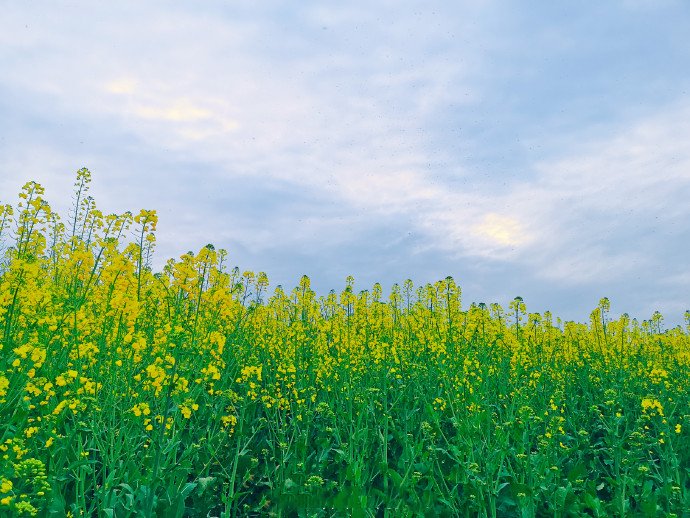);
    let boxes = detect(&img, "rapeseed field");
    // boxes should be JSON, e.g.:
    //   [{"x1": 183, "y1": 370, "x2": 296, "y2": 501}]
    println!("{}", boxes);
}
[{"x1": 1, "y1": 169, "x2": 689, "y2": 516}]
